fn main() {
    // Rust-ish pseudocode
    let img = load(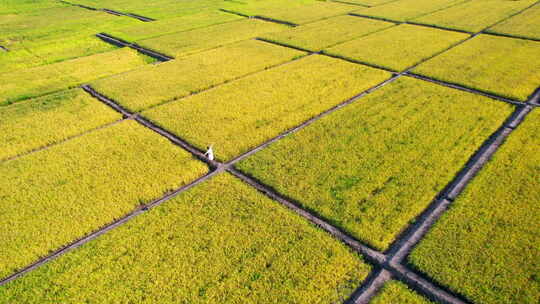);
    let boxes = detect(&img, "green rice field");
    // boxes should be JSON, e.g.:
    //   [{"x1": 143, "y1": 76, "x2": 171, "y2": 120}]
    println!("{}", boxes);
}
[{"x1": 1, "y1": 0, "x2": 539, "y2": 303}]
